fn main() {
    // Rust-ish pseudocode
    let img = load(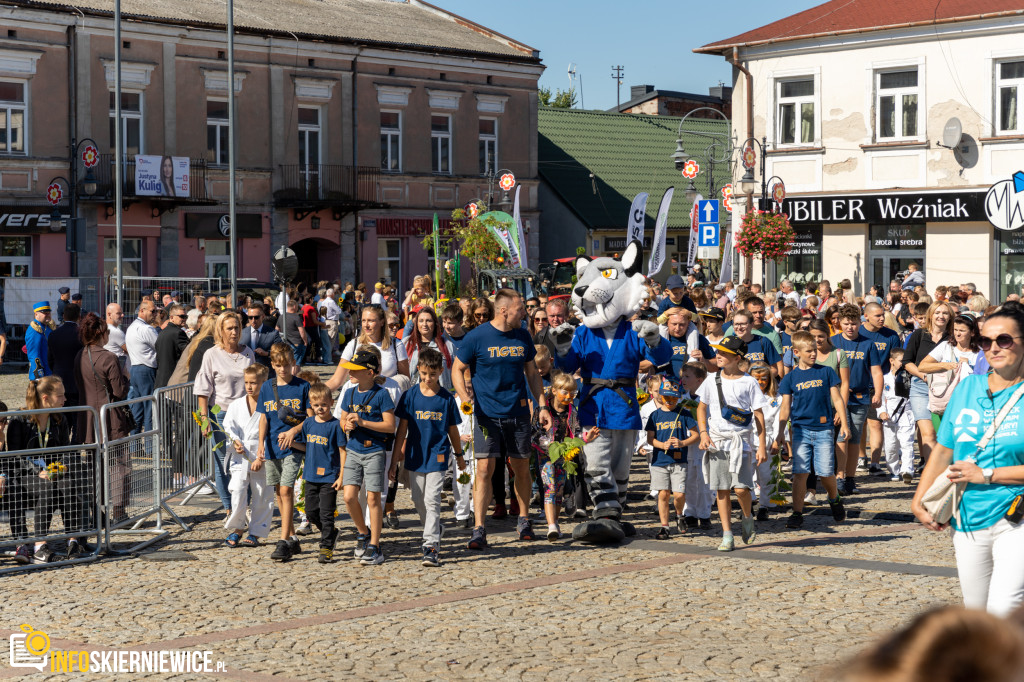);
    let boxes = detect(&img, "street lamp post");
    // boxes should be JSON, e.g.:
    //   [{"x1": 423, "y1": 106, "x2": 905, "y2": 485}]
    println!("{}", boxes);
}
[
  {"x1": 484, "y1": 168, "x2": 516, "y2": 212},
  {"x1": 45, "y1": 138, "x2": 101, "y2": 277},
  {"x1": 737, "y1": 136, "x2": 787, "y2": 285}
]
